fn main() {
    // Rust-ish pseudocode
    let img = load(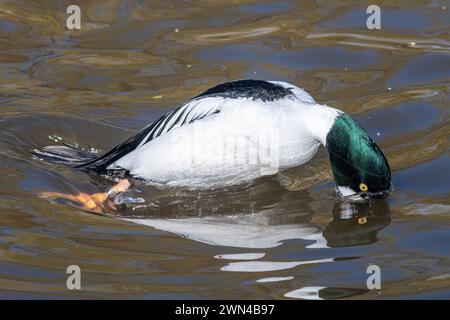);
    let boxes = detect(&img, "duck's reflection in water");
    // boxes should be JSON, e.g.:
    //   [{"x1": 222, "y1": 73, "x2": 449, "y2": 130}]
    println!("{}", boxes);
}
[
  {"x1": 122, "y1": 188, "x2": 391, "y2": 250},
  {"x1": 284, "y1": 286, "x2": 369, "y2": 300},
  {"x1": 120, "y1": 186, "x2": 390, "y2": 299},
  {"x1": 323, "y1": 200, "x2": 391, "y2": 248}
]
